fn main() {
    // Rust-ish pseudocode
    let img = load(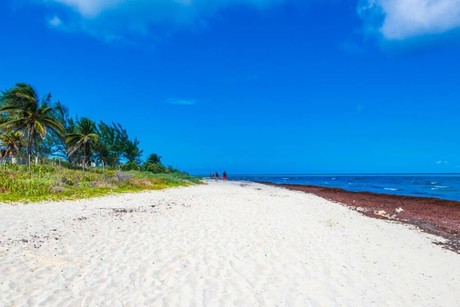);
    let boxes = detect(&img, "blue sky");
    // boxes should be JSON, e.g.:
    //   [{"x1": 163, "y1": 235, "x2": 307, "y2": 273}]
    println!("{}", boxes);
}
[{"x1": 1, "y1": 0, "x2": 460, "y2": 174}]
